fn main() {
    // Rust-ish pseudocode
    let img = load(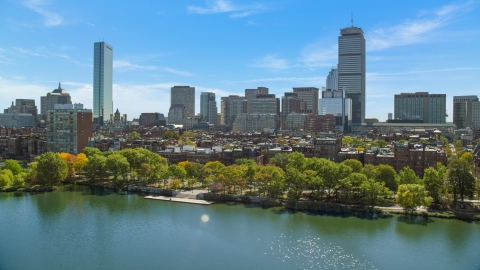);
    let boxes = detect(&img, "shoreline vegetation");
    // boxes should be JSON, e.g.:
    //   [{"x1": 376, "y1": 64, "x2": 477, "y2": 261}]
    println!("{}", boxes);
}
[{"x1": 1, "y1": 147, "x2": 479, "y2": 222}]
